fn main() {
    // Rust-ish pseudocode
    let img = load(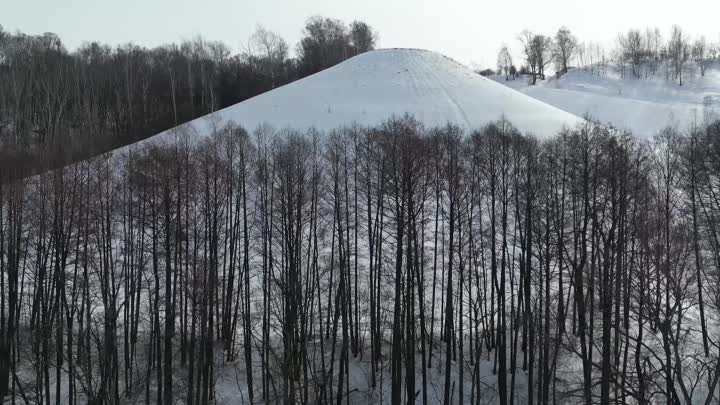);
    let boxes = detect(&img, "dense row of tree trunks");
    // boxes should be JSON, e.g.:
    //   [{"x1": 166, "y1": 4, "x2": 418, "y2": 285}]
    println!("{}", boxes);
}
[{"x1": 2, "y1": 117, "x2": 720, "y2": 405}]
